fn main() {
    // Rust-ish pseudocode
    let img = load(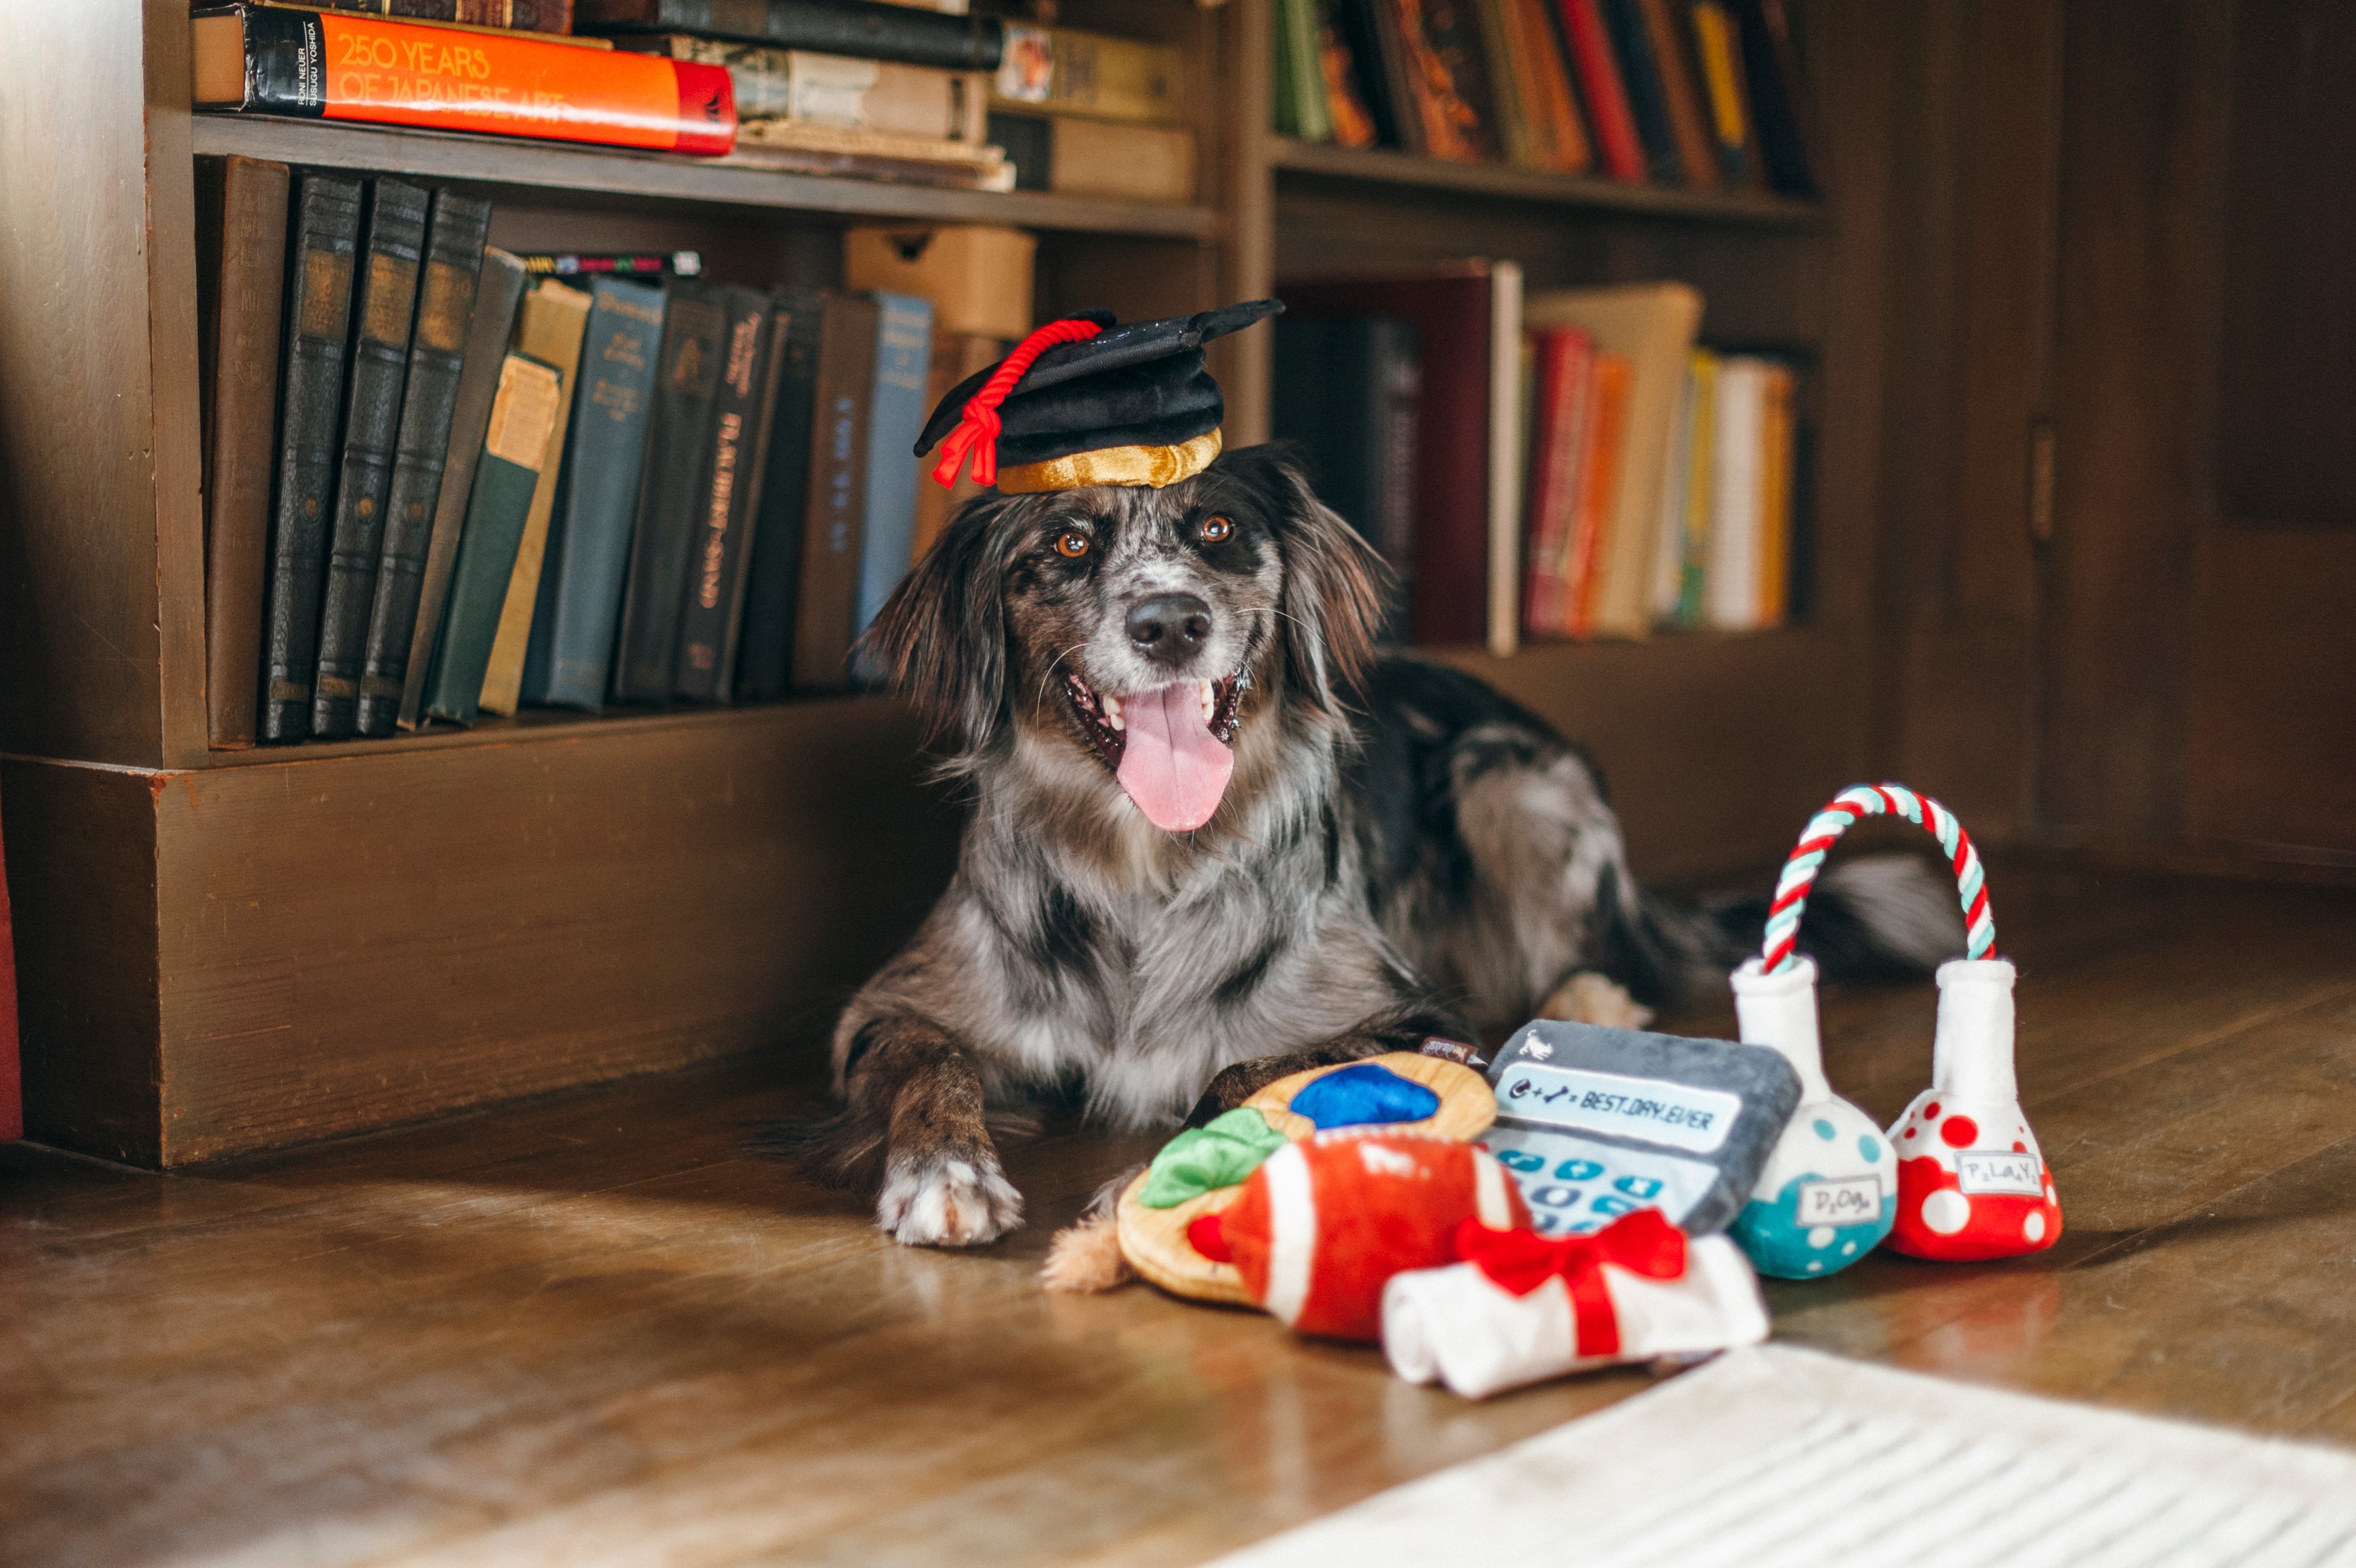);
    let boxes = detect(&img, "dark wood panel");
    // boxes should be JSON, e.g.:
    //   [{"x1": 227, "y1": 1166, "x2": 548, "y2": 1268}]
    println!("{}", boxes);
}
[
  {"x1": 0, "y1": 760, "x2": 165, "y2": 1166},
  {"x1": 0, "y1": 0, "x2": 170, "y2": 766}
]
